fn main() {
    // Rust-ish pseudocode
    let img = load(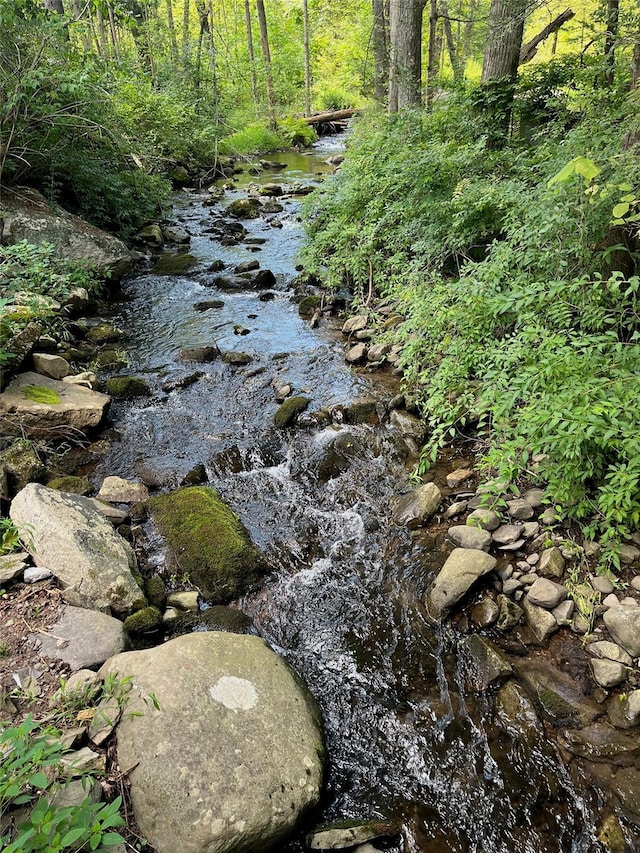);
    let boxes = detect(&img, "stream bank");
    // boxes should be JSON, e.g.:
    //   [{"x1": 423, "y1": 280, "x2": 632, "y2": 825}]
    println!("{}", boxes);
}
[{"x1": 2, "y1": 135, "x2": 640, "y2": 853}]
